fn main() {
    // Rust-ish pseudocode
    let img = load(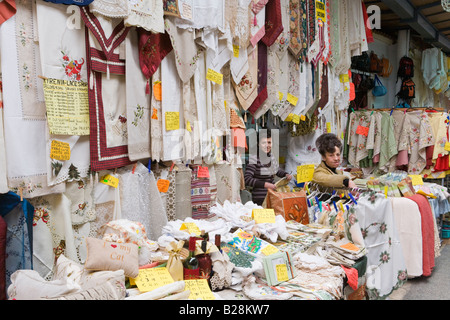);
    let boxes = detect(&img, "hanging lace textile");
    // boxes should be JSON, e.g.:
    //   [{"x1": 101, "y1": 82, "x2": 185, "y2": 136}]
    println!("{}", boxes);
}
[
  {"x1": 125, "y1": 28, "x2": 151, "y2": 161},
  {"x1": 89, "y1": 0, "x2": 130, "y2": 18},
  {"x1": 81, "y1": 6, "x2": 132, "y2": 171},
  {"x1": 1, "y1": 2, "x2": 66, "y2": 198},
  {"x1": 124, "y1": 0, "x2": 164, "y2": 33},
  {"x1": 118, "y1": 163, "x2": 168, "y2": 241},
  {"x1": 36, "y1": 1, "x2": 91, "y2": 187}
]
